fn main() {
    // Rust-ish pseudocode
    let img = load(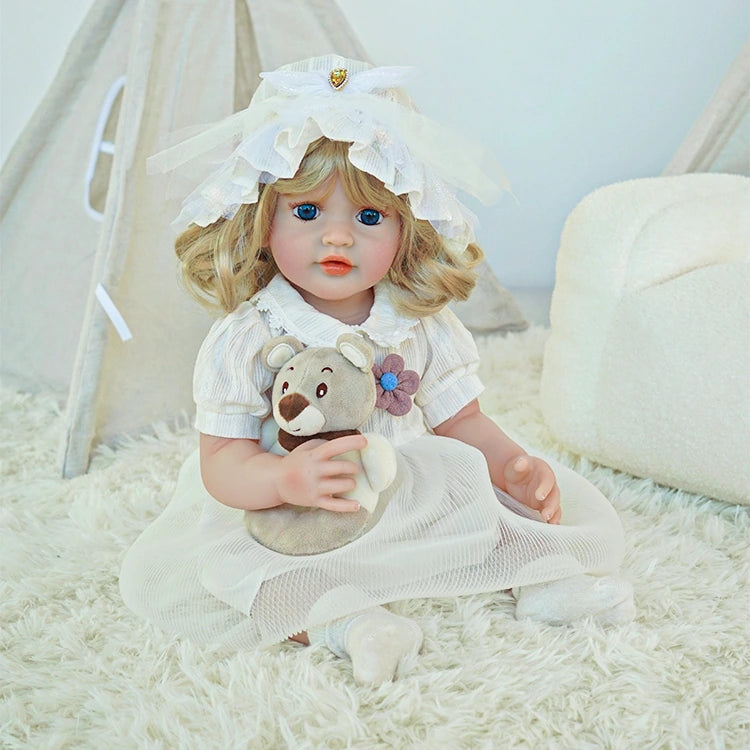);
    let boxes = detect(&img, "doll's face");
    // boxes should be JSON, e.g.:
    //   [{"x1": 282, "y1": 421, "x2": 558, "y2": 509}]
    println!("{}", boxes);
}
[{"x1": 268, "y1": 177, "x2": 400, "y2": 320}]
